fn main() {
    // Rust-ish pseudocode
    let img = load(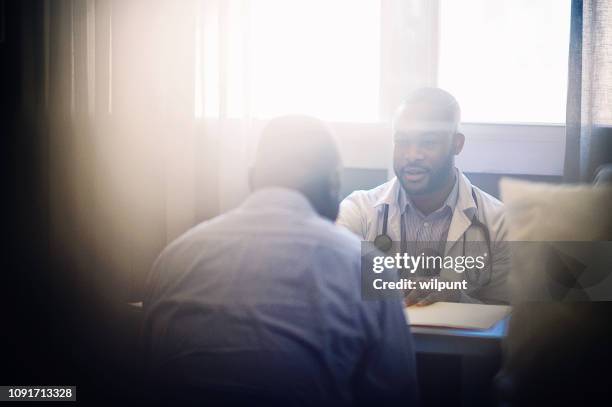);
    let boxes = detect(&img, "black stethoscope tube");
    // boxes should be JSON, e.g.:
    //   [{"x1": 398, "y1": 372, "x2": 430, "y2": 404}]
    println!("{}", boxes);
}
[{"x1": 373, "y1": 188, "x2": 493, "y2": 286}]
